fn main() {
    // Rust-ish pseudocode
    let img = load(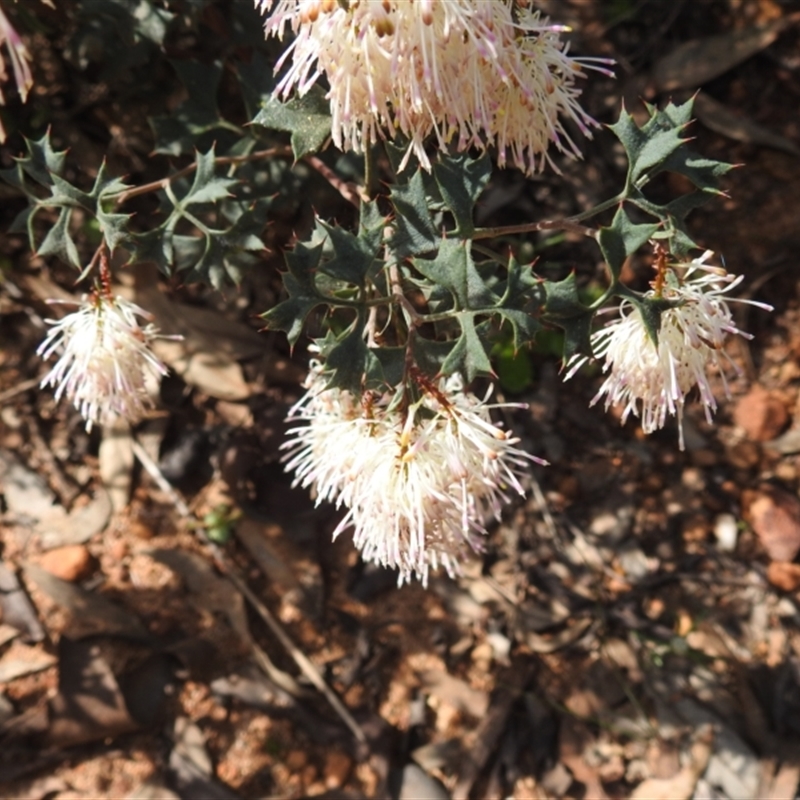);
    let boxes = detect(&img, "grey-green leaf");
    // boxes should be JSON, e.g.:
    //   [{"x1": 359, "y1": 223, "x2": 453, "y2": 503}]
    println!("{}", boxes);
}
[{"x1": 251, "y1": 86, "x2": 331, "y2": 160}]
